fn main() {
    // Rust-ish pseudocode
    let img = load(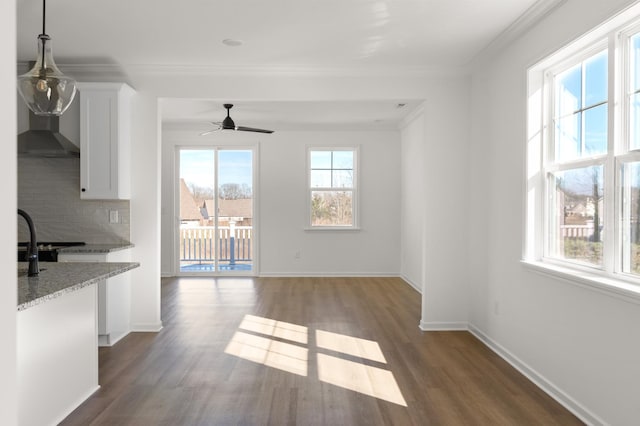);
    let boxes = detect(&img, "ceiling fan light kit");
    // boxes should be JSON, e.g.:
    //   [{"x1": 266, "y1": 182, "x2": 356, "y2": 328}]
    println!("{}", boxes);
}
[
  {"x1": 17, "y1": 0, "x2": 77, "y2": 116},
  {"x1": 200, "y1": 104, "x2": 274, "y2": 136}
]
